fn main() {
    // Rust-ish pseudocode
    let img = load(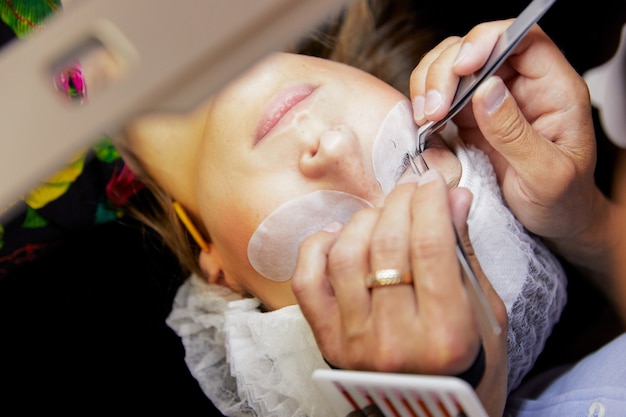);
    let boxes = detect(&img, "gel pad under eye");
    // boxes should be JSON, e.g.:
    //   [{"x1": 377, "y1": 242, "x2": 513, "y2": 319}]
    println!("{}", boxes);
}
[
  {"x1": 372, "y1": 99, "x2": 418, "y2": 195},
  {"x1": 247, "y1": 190, "x2": 372, "y2": 282}
]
